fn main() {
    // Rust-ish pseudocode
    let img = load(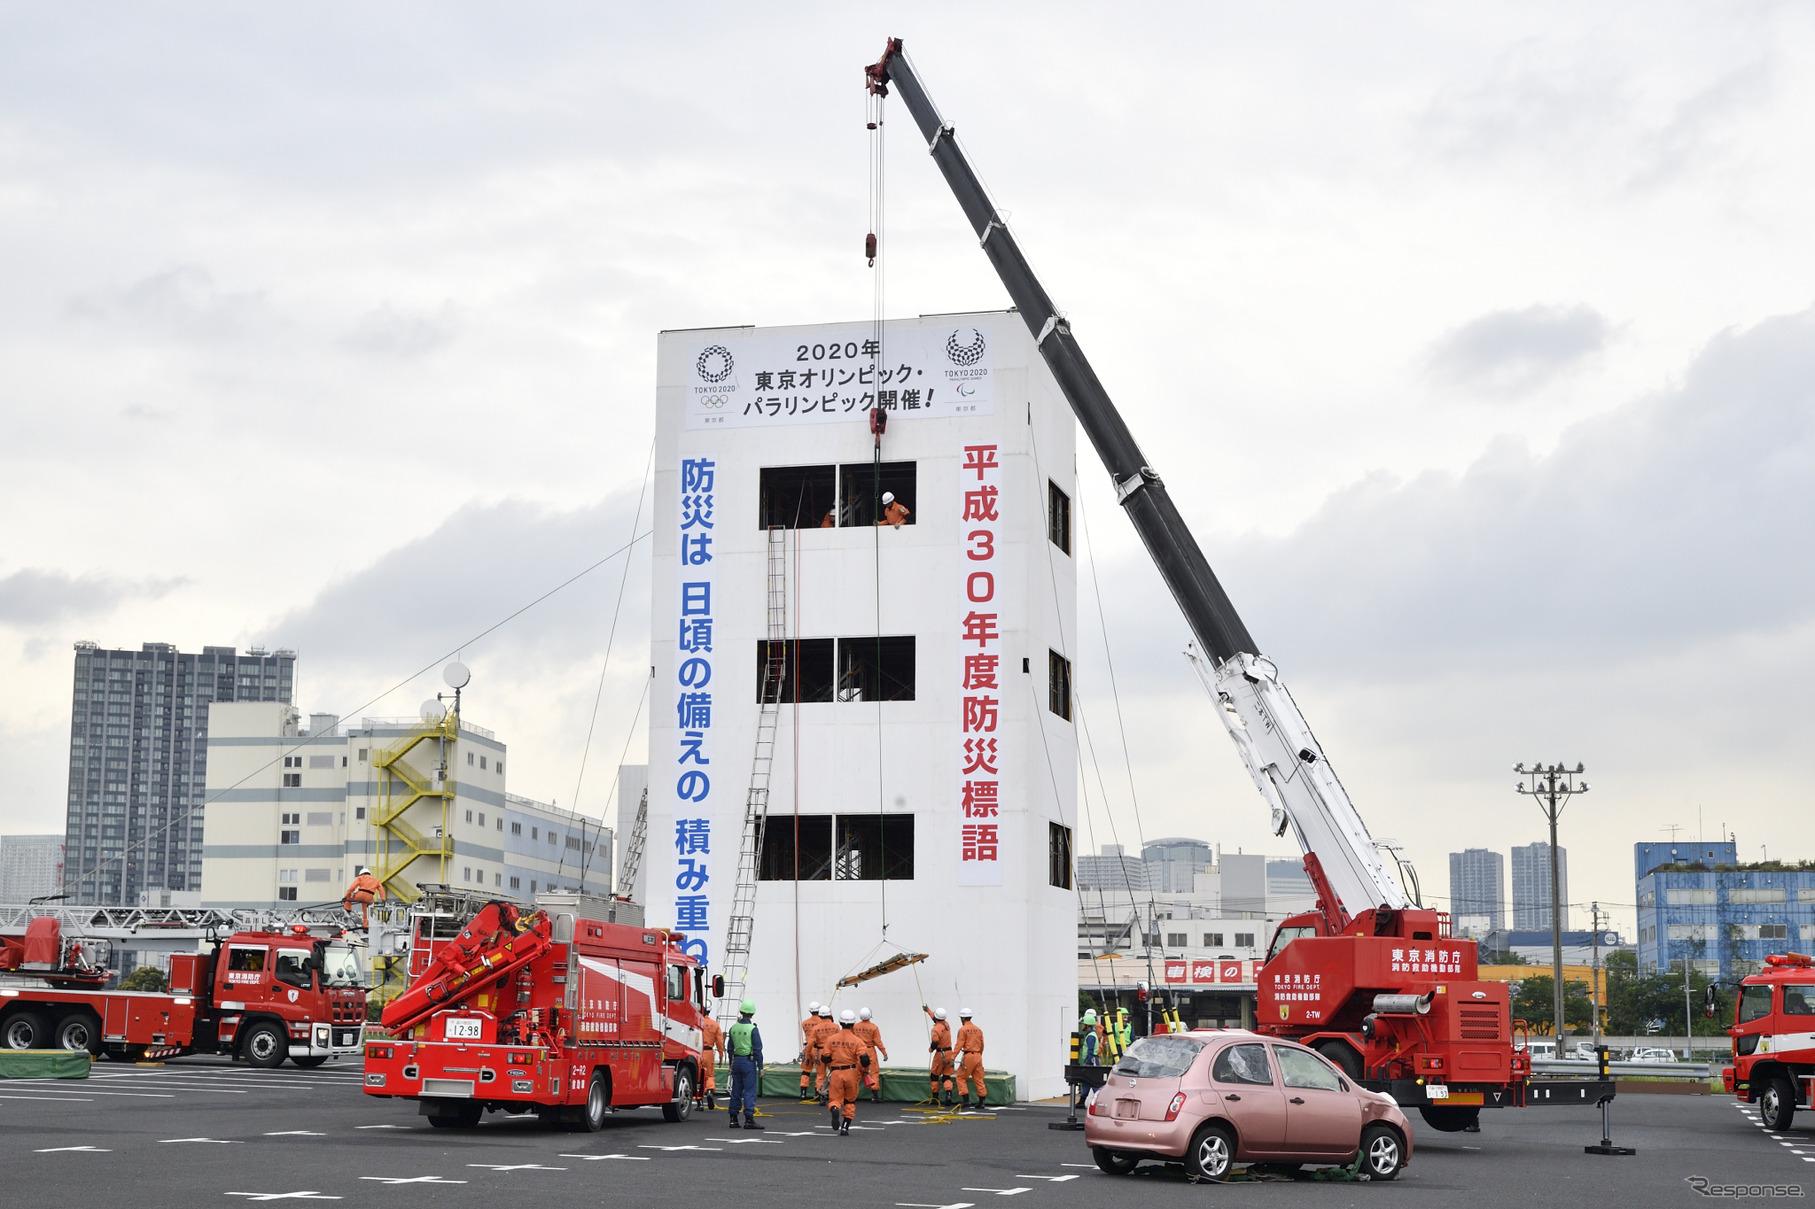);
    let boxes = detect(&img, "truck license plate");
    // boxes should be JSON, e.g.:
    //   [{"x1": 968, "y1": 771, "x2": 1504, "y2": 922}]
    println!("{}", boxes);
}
[
  {"x1": 445, "y1": 1018, "x2": 482, "y2": 1040},
  {"x1": 1427, "y1": 1084, "x2": 1449, "y2": 1100}
]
